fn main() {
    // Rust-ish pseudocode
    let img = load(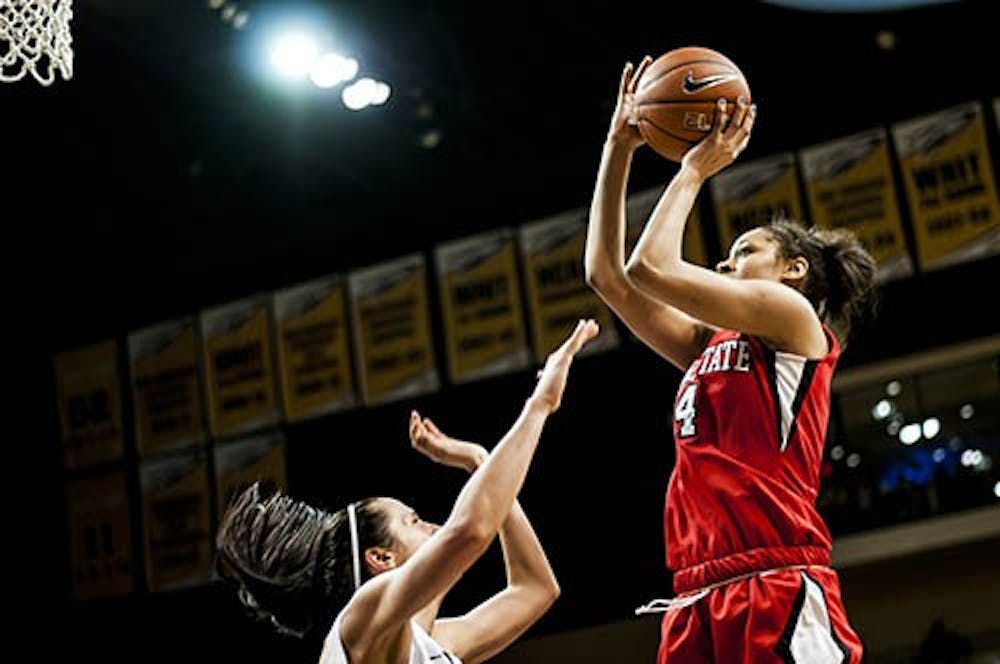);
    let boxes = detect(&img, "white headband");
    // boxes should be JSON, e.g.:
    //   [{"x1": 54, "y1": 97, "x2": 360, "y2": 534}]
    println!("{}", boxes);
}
[{"x1": 347, "y1": 502, "x2": 361, "y2": 591}]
